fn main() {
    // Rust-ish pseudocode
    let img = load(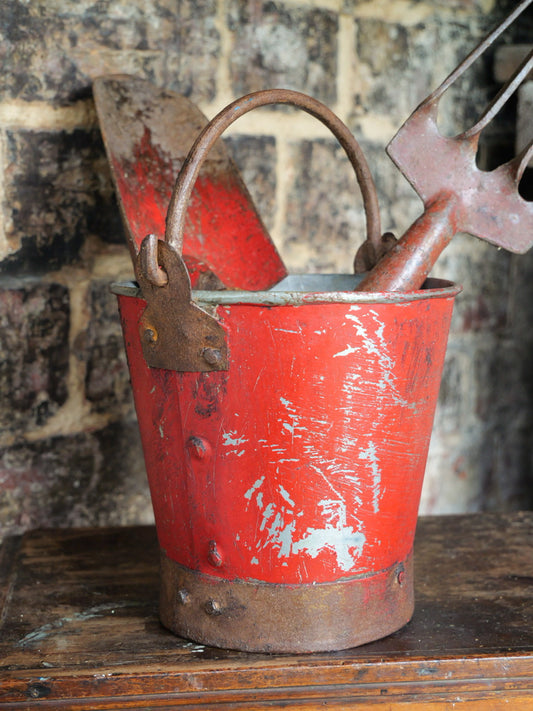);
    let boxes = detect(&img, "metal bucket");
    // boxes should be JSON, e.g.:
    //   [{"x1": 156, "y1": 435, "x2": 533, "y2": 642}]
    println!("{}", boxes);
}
[
  {"x1": 111, "y1": 91, "x2": 460, "y2": 652},
  {"x1": 113, "y1": 273, "x2": 459, "y2": 653}
]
